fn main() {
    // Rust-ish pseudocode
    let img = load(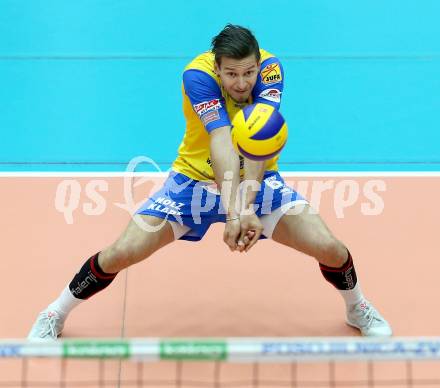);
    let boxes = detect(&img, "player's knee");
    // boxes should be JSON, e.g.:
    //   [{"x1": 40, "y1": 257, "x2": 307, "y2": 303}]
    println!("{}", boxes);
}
[
  {"x1": 316, "y1": 237, "x2": 347, "y2": 268},
  {"x1": 100, "y1": 243, "x2": 135, "y2": 273}
]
